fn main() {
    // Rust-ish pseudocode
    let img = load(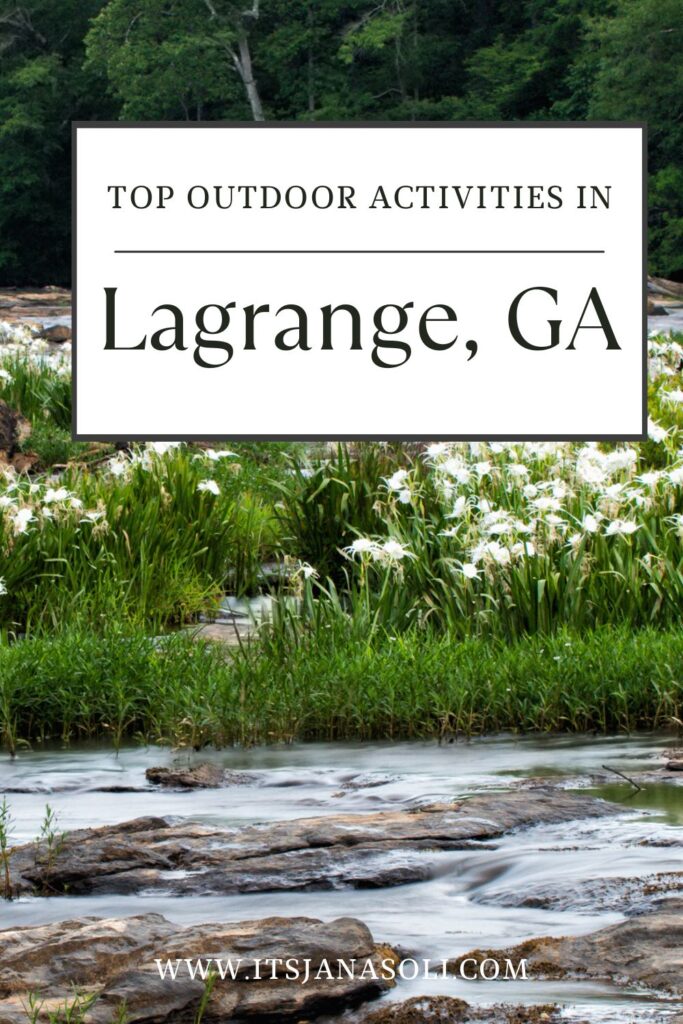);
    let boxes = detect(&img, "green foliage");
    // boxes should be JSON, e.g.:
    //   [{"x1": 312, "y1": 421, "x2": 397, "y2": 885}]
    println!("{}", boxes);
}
[
  {"x1": 0, "y1": 624, "x2": 680, "y2": 747},
  {"x1": 0, "y1": 445, "x2": 281, "y2": 632},
  {"x1": 0, "y1": 796, "x2": 13, "y2": 899},
  {"x1": 0, "y1": 353, "x2": 71, "y2": 429},
  {"x1": 272, "y1": 444, "x2": 400, "y2": 583},
  {"x1": 0, "y1": 0, "x2": 113, "y2": 284}
]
